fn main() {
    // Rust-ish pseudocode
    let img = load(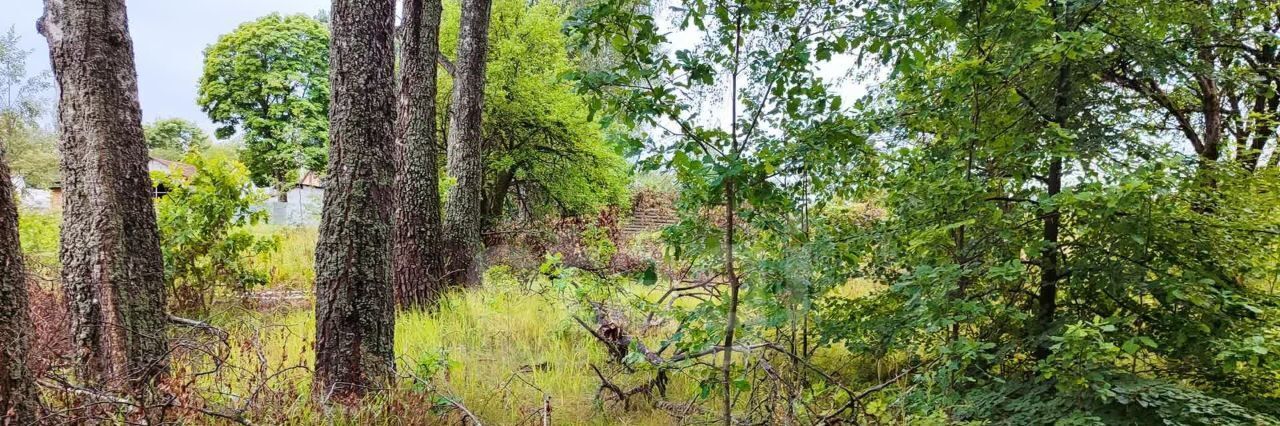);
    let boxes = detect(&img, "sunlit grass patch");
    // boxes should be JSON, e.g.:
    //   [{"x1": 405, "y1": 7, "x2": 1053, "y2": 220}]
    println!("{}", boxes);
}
[{"x1": 248, "y1": 225, "x2": 317, "y2": 290}]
